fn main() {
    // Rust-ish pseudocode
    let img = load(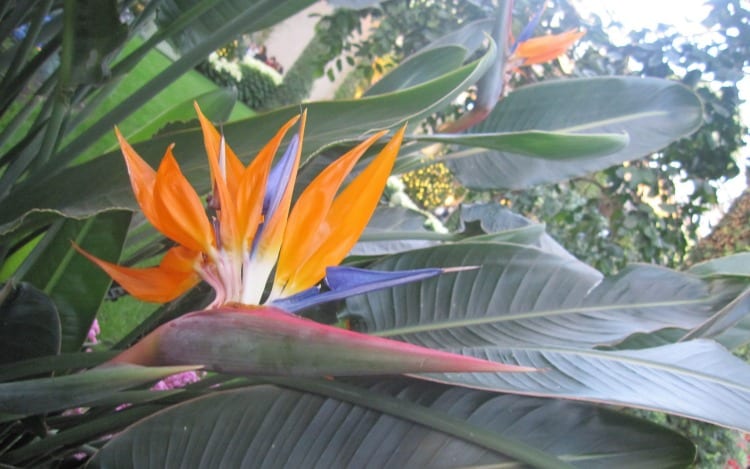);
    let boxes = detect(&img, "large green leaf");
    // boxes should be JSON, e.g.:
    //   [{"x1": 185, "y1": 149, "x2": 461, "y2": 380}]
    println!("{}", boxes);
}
[
  {"x1": 457, "y1": 203, "x2": 576, "y2": 259},
  {"x1": 421, "y1": 339, "x2": 750, "y2": 432},
  {"x1": 0, "y1": 282, "x2": 60, "y2": 365},
  {"x1": 420, "y1": 18, "x2": 494, "y2": 56},
  {"x1": 352, "y1": 203, "x2": 572, "y2": 258},
  {"x1": 448, "y1": 77, "x2": 703, "y2": 189},
  {"x1": 364, "y1": 46, "x2": 468, "y2": 96},
  {"x1": 0, "y1": 351, "x2": 117, "y2": 382},
  {"x1": 342, "y1": 243, "x2": 732, "y2": 348},
  {"x1": 90, "y1": 380, "x2": 693, "y2": 468},
  {"x1": 681, "y1": 286, "x2": 750, "y2": 342},
  {"x1": 352, "y1": 206, "x2": 445, "y2": 256},
  {"x1": 715, "y1": 314, "x2": 750, "y2": 349},
  {"x1": 18, "y1": 211, "x2": 131, "y2": 351},
  {"x1": 420, "y1": 130, "x2": 629, "y2": 160},
  {"x1": 689, "y1": 253, "x2": 750, "y2": 278},
  {"x1": 0, "y1": 47, "x2": 495, "y2": 236},
  {"x1": 75, "y1": 88, "x2": 239, "y2": 163},
  {"x1": 0, "y1": 364, "x2": 198, "y2": 419}
]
